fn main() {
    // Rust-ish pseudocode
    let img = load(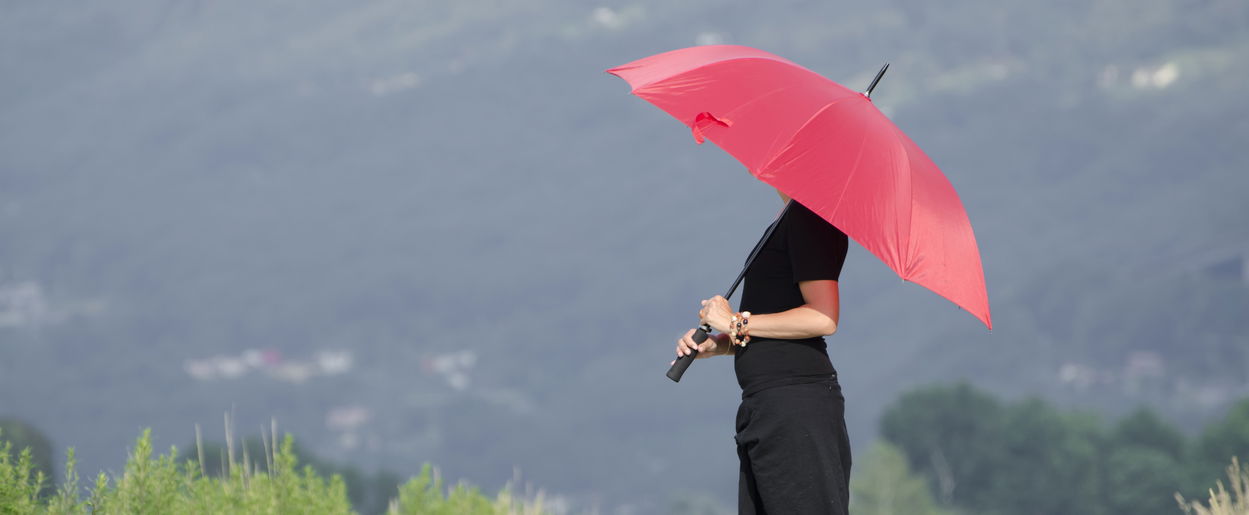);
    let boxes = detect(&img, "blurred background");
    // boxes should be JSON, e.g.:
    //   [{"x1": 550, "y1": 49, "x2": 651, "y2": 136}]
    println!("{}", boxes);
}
[{"x1": 2, "y1": 1, "x2": 1247, "y2": 513}]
